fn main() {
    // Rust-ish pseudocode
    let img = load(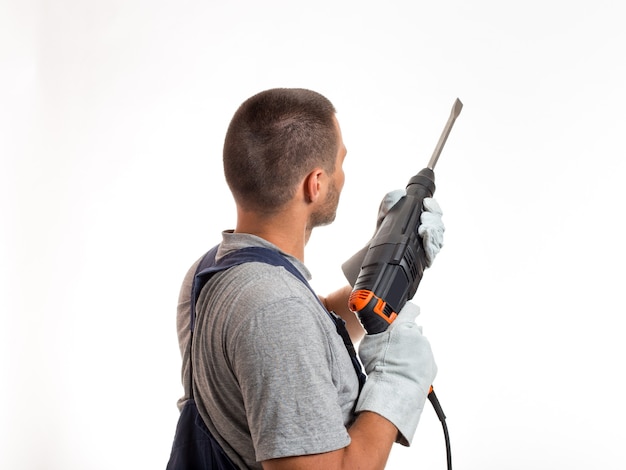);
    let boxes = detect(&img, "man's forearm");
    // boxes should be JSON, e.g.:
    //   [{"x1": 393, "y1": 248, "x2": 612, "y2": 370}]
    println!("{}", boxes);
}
[
  {"x1": 262, "y1": 411, "x2": 397, "y2": 470},
  {"x1": 320, "y1": 285, "x2": 365, "y2": 343}
]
